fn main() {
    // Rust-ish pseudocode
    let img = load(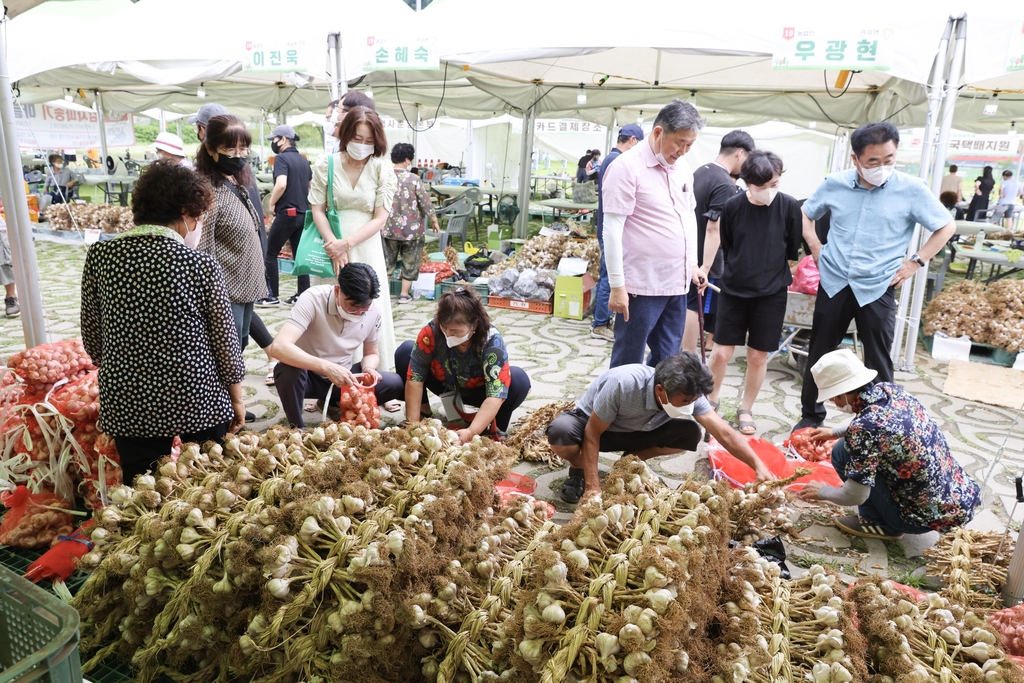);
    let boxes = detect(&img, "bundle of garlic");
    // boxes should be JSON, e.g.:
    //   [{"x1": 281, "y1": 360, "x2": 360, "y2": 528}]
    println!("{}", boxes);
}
[
  {"x1": 923, "y1": 281, "x2": 993, "y2": 342},
  {"x1": 985, "y1": 280, "x2": 1024, "y2": 352},
  {"x1": 851, "y1": 576, "x2": 1024, "y2": 683},
  {"x1": 505, "y1": 400, "x2": 576, "y2": 467},
  {"x1": 482, "y1": 234, "x2": 602, "y2": 280},
  {"x1": 712, "y1": 553, "x2": 868, "y2": 683},
  {"x1": 494, "y1": 457, "x2": 733, "y2": 683},
  {"x1": 924, "y1": 528, "x2": 1011, "y2": 611},
  {"x1": 72, "y1": 420, "x2": 519, "y2": 683},
  {"x1": 42, "y1": 203, "x2": 135, "y2": 234},
  {"x1": 725, "y1": 469, "x2": 810, "y2": 543}
]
